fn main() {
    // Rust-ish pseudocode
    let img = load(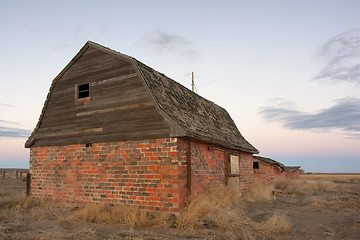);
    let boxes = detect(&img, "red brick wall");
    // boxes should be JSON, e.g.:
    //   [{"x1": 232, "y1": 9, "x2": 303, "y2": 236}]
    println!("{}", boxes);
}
[
  {"x1": 285, "y1": 170, "x2": 300, "y2": 179},
  {"x1": 30, "y1": 137, "x2": 254, "y2": 213},
  {"x1": 30, "y1": 138, "x2": 184, "y2": 213},
  {"x1": 188, "y1": 140, "x2": 226, "y2": 193},
  {"x1": 239, "y1": 152, "x2": 254, "y2": 193},
  {"x1": 177, "y1": 139, "x2": 252, "y2": 195},
  {"x1": 253, "y1": 161, "x2": 285, "y2": 184}
]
